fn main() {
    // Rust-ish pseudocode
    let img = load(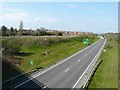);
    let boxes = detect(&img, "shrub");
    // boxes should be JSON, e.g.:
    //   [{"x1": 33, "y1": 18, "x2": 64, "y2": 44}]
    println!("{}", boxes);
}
[
  {"x1": 2, "y1": 37, "x2": 22, "y2": 55},
  {"x1": 57, "y1": 32, "x2": 62, "y2": 36},
  {"x1": 105, "y1": 43, "x2": 113, "y2": 49},
  {"x1": 109, "y1": 38, "x2": 112, "y2": 41}
]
